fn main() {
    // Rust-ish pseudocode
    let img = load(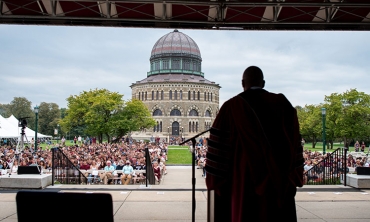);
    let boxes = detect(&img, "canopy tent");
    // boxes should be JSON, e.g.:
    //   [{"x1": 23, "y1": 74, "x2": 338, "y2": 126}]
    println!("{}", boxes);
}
[
  {"x1": 0, "y1": 115, "x2": 19, "y2": 138},
  {"x1": 0, "y1": 115, "x2": 52, "y2": 140},
  {"x1": 0, "y1": 1, "x2": 369, "y2": 31}
]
